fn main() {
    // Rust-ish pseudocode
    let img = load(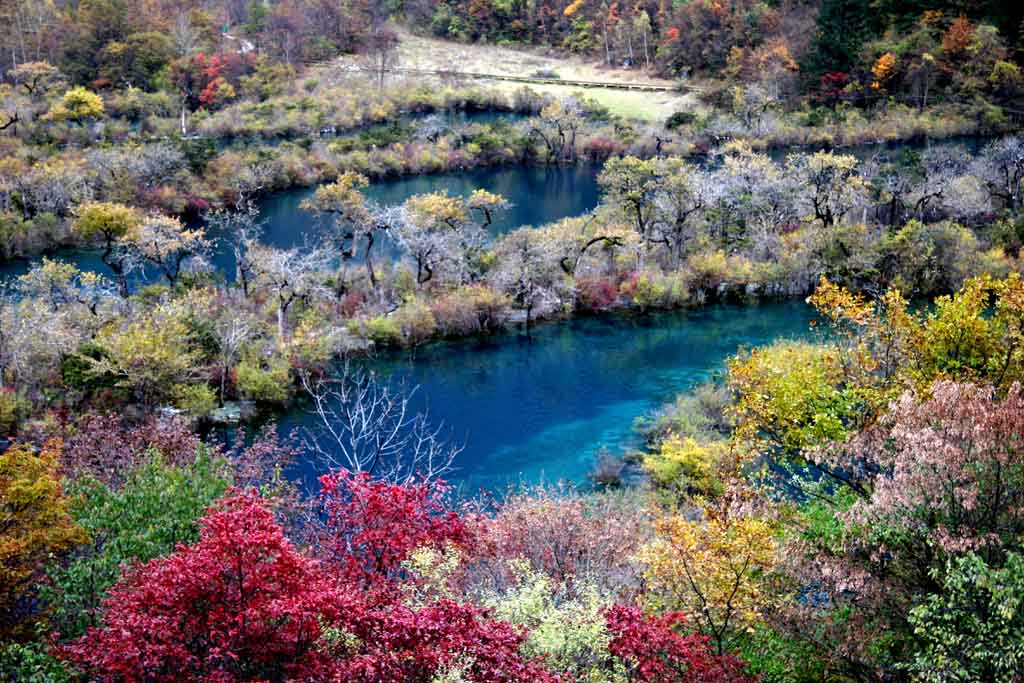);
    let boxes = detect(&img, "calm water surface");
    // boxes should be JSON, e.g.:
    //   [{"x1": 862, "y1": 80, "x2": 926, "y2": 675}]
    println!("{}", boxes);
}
[
  {"x1": 0, "y1": 164, "x2": 600, "y2": 281},
  {"x1": 276, "y1": 300, "x2": 819, "y2": 493}
]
